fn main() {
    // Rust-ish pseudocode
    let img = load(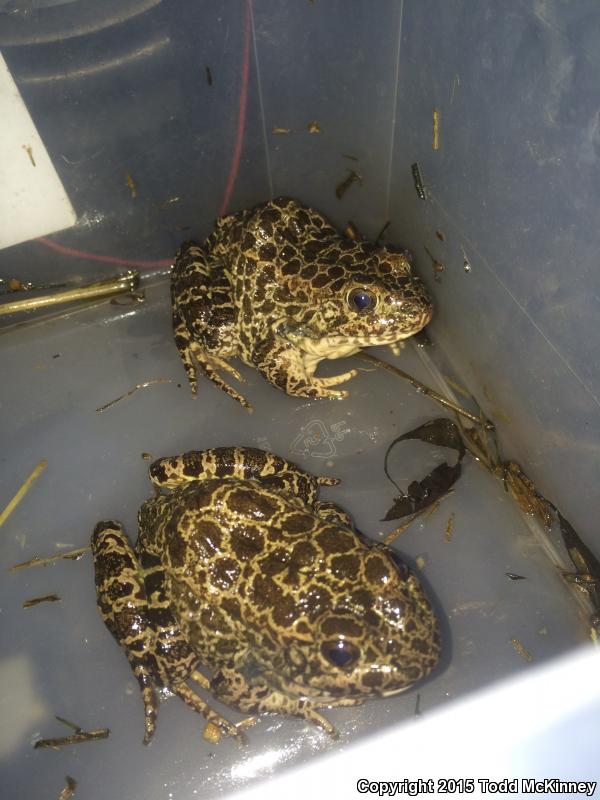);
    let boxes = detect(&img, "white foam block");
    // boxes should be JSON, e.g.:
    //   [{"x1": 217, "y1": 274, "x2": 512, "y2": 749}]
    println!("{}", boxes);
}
[{"x1": 0, "y1": 51, "x2": 76, "y2": 250}]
